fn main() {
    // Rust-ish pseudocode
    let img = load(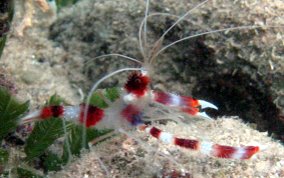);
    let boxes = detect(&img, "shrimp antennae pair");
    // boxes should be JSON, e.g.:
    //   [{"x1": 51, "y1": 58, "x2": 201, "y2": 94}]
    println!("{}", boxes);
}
[{"x1": 140, "y1": 0, "x2": 210, "y2": 64}]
